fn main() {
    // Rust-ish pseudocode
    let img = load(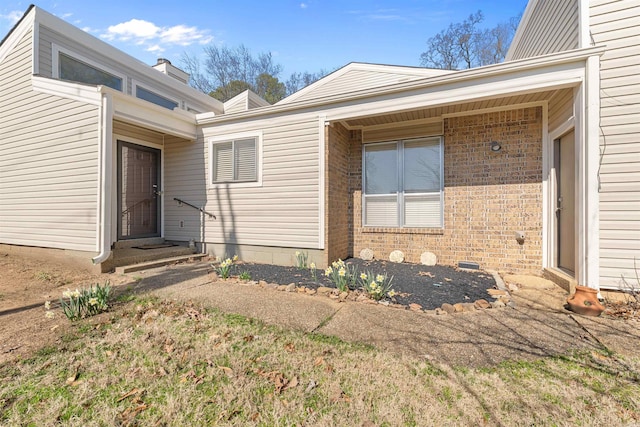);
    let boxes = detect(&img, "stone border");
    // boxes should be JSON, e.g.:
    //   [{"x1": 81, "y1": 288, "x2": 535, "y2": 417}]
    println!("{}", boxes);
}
[{"x1": 211, "y1": 269, "x2": 515, "y2": 316}]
